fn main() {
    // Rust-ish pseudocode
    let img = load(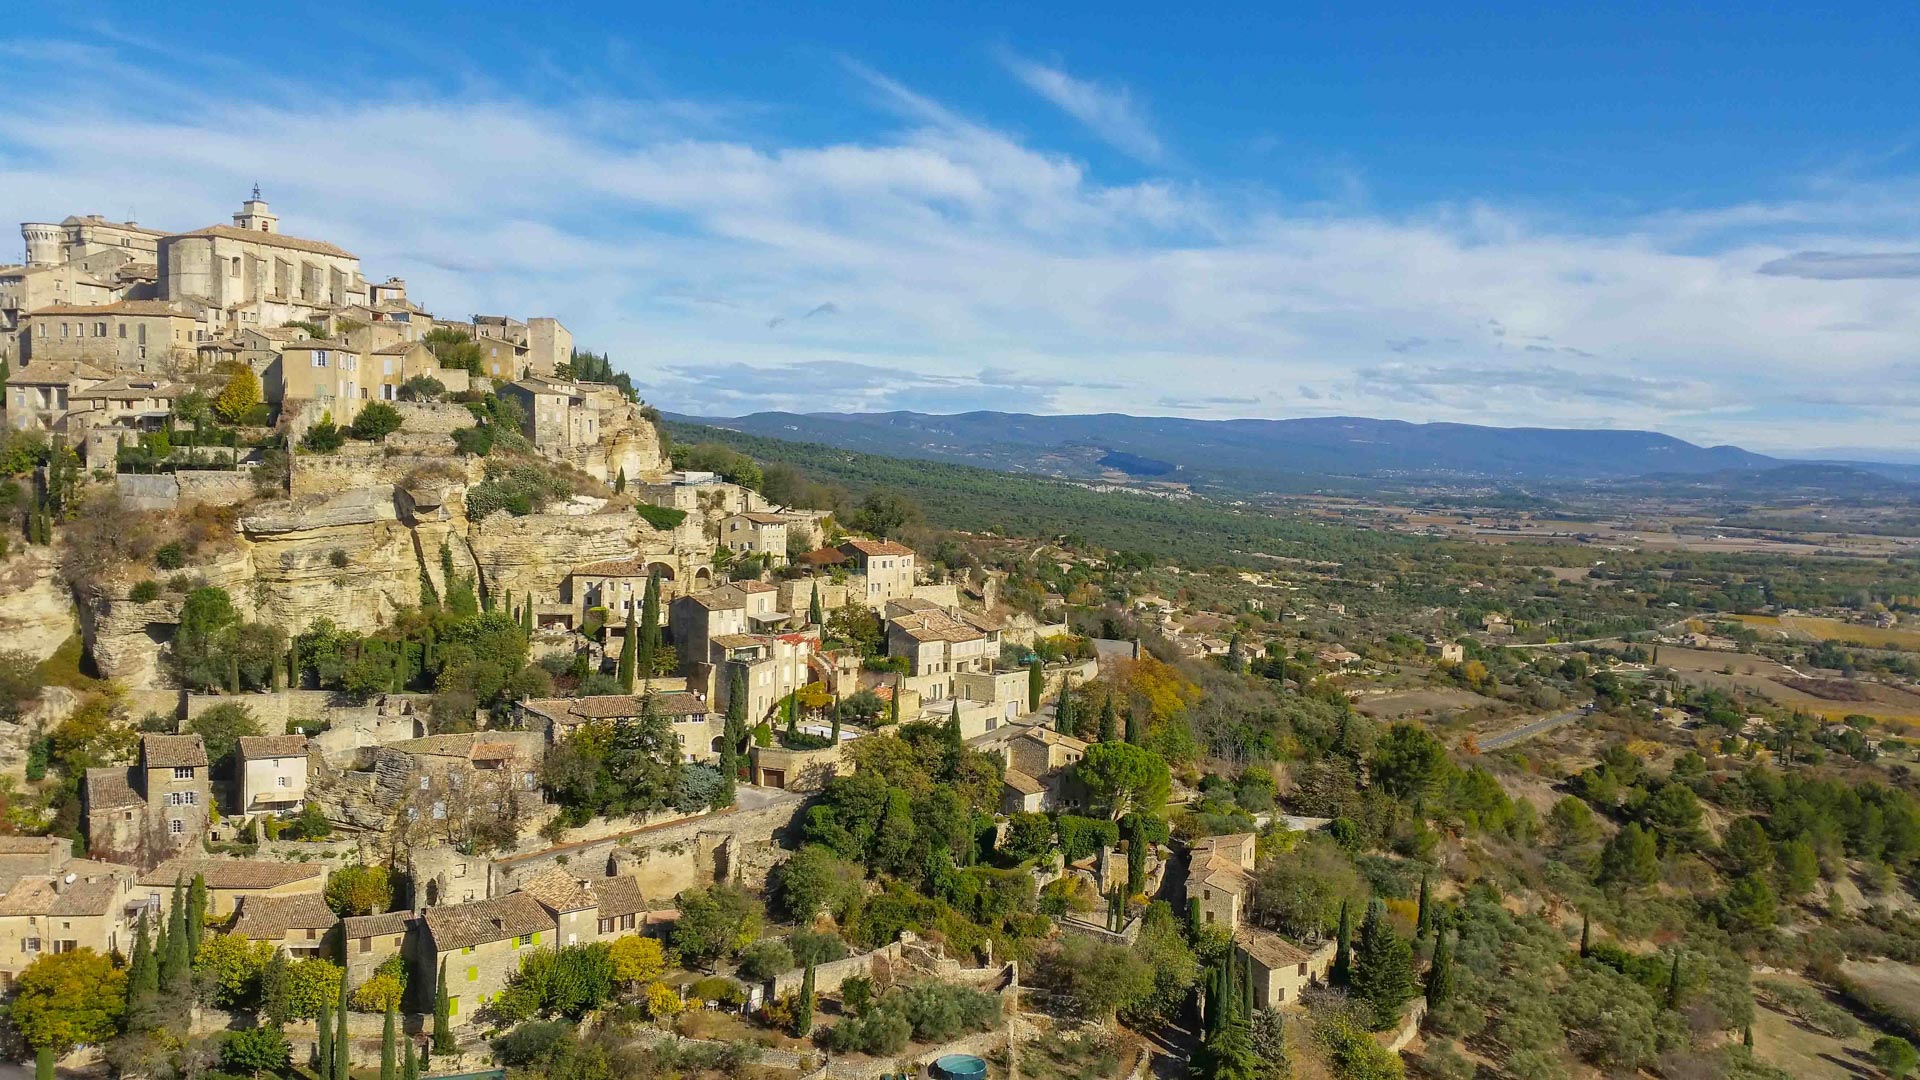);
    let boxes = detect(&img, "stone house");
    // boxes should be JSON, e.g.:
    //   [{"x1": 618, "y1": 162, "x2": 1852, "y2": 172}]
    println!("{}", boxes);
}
[
  {"x1": 720, "y1": 512, "x2": 791, "y2": 565},
  {"x1": 342, "y1": 910, "x2": 415, "y2": 990},
  {"x1": 840, "y1": 539, "x2": 916, "y2": 605},
  {"x1": 565, "y1": 554, "x2": 689, "y2": 636},
  {"x1": 83, "y1": 733, "x2": 212, "y2": 865},
  {"x1": 229, "y1": 891, "x2": 339, "y2": 960},
  {"x1": 969, "y1": 724, "x2": 1087, "y2": 813},
  {"x1": 159, "y1": 195, "x2": 368, "y2": 327},
  {"x1": 5, "y1": 359, "x2": 111, "y2": 431},
  {"x1": 136, "y1": 858, "x2": 326, "y2": 919},
  {"x1": 236, "y1": 735, "x2": 311, "y2": 818},
  {"x1": 514, "y1": 867, "x2": 647, "y2": 948},
  {"x1": 63, "y1": 375, "x2": 185, "y2": 452},
  {"x1": 711, "y1": 634, "x2": 815, "y2": 726},
  {"x1": 1186, "y1": 833, "x2": 1258, "y2": 931},
  {"x1": 271, "y1": 339, "x2": 369, "y2": 427},
  {"x1": 517, "y1": 692, "x2": 720, "y2": 763},
  {"x1": 419, "y1": 892, "x2": 556, "y2": 1026},
  {"x1": 1236, "y1": 928, "x2": 1337, "y2": 1010},
  {"x1": 0, "y1": 262, "x2": 116, "y2": 365},
  {"x1": 883, "y1": 600, "x2": 1001, "y2": 681},
  {"x1": 17, "y1": 300, "x2": 205, "y2": 372},
  {"x1": 0, "y1": 858, "x2": 144, "y2": 987},
  {"x1": 1426, "y1": 639, "x2": 1465, "y2": 664}
]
